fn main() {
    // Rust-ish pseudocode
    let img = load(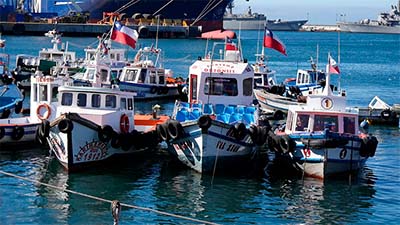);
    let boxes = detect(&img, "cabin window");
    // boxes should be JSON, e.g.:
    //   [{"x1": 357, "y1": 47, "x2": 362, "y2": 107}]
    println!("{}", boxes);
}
[
  {"x1": 344, "y1": 116, "x2": 356, "y2": 134},
  {"x1": 159, "y1": 74, "x2": 165, "y2": 84},
  {"x1": 87, "y1": 68, "x2": 96, "y2": 80},
  {"x1": 111, "y1": 70, "x2": 119, "y2": 81},
  {"x1": 297, "y1": 73, "x2": 301, "y2": 84},
  {"x1": 61, "y1": 93, "x2": 73, "y2": 106},
  {"x1": 52, "y1": 87, "x2": 58, "y2": 102},
  {"x1": 77, "y1": 93, "x2": 87, "y2": 107},
  {"x1": 125, "y1": 69, "x2": 138, "y2": 81},
  {"x1": 39, "y1": 85, "x2": 48, "y2": 101},
  {"x1": 121, "y1": 98, "x2": 127, "y2": 109},
  {"x1": 190, "y1": 74, "x2": 197, "y2": 102},
  {"x1": 243, "y1": 78, "x2": 253, "y2": 96},
  {"x1": 313, "y1": 115, "x2": 338, "y2": 132},
  {"x1": 106, "y1": 95, "x2": 116, "y2": 108},
  {"x1": 92, "y1": 94, "x2": 101, "y2": 108},
  {"x1": 254, "y1": 77, "x2": 262, "y2": 87},
  {"x1": 149, "y1": 71, "x2": 156, "y2": 84},
  {"x1": 127, "y1": 98, "x2": 133, "y2": 110},
  {"x1": 32, "y1": 84, "x2": 37, "y2": 102},
  {"x1": 204, "y1": 77, "x2": 238, "y2": 96},
  {"x1": 139, "y1": 69, "x2": 147, "y2": 83},
  {"x1": 295, "y1": 114, "x2": 310, "y2": 131},
  {"x1": 100, "y1": 69, "x2": 108, "y2": 82}
]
